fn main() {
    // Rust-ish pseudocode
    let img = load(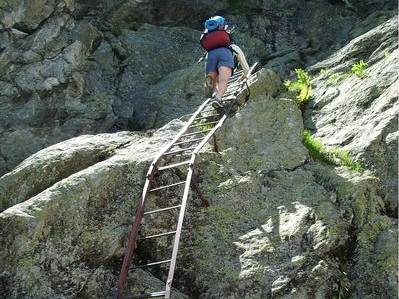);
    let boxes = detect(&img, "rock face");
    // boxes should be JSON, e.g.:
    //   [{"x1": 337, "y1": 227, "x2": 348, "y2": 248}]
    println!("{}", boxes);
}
[
  {"x1": 0, "y1": 1, "x2": 397, "y2": 299},
  {"x1": 305, "y1": 17, "x2": 398, "y2": 215},
  {"x1": 1, "y1": 61, "x2": 397, "y2": 298},
  {"x1": 0, "y1": 0, "x2": 396, "y2": 175},
  {"x1": 0, "y1": 6, "x2": 205, "y2": 175},
  {"x1": 0, "y1": 120, "x2": 187, "y2": 298},
  {"x1": 0, "y1": 132, "x2": 135, "y2": 212}
]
